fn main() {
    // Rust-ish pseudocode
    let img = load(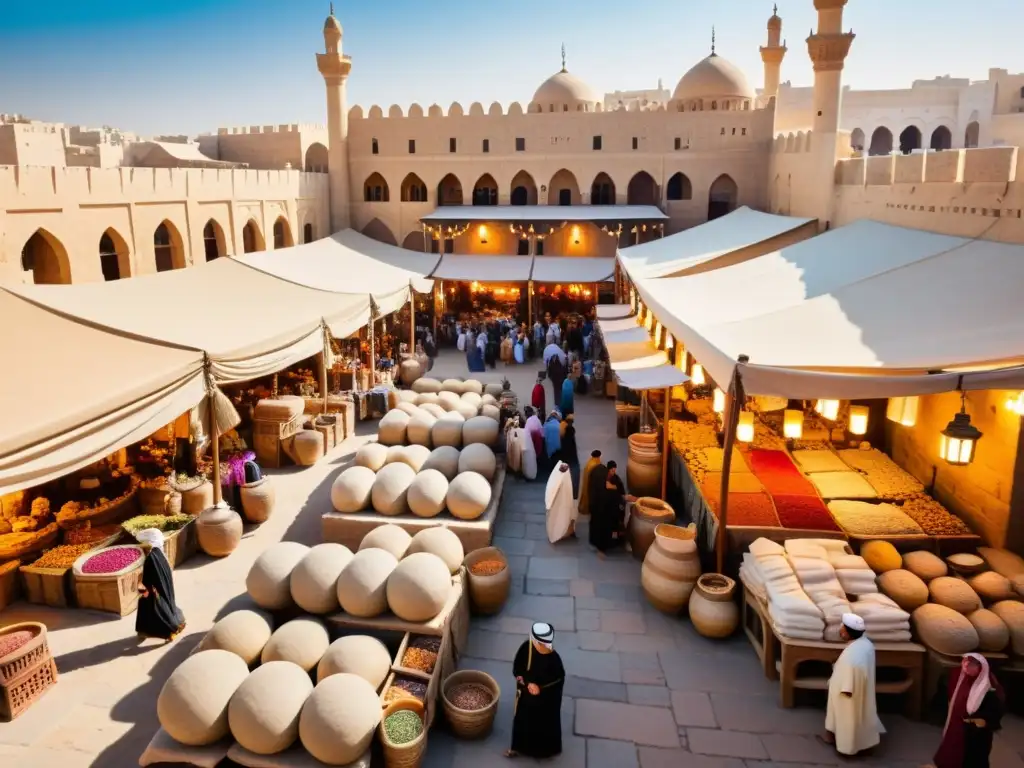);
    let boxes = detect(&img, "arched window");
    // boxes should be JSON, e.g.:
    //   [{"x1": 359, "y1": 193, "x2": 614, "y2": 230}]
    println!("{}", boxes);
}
[
  {"x1": 868, "y1": 127, "x2": 893, "y2": 156},
  {"x1": 154, "y1": 222, "x2": 182, "y2": 272},
  {"x1": 99, "y1": 229, "x2": 130, "y2": 280},
  {"x1": 243, "y1": 220, "x2": 264, "y2": 254},
  {"x1": 590, "y1": 173, "x2": 615, "y2": 205},
  {"x1": 401, "y1": 173, "x2": 428, "y2": 203},
  {"x1": 436, "y1": 173, "x2": 463, "y2": 206},
  {"x1": 666, "y1": 172, "x2": 692, "y2": 201},
  {"x1": 21, "y1": 229, "x2": 71, "y2": 284},
  {"x1": 850, "y1": 128, "x2": 866, "y2": 152},
  {"x1": 899, "y1": 125, "x2": 922, "y2": 154},
  {"x1": 203, "y1": 220, "x2": 223, "y2": 261},
  {"x1": 304, "y1": 223, "x2": 314, "y2": 243},
  {"x1": 472, "y1": 174, "x2": 498, "y2": 206},
  {"x1": 964, "y1": 121, "x2": 980, "y2": 148},
  {"x1": 363, "y1": 172, "x2": 390, "y2": 202},
  {"x1": 273, "y1": 217, "x2": 293, "y2": 249},
  {"x1": 707, "y1": 174, "x2": 738, "y2": 221},
  {"x1": 929, "y1": 126, "x2": 952, "y2": 151}
]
